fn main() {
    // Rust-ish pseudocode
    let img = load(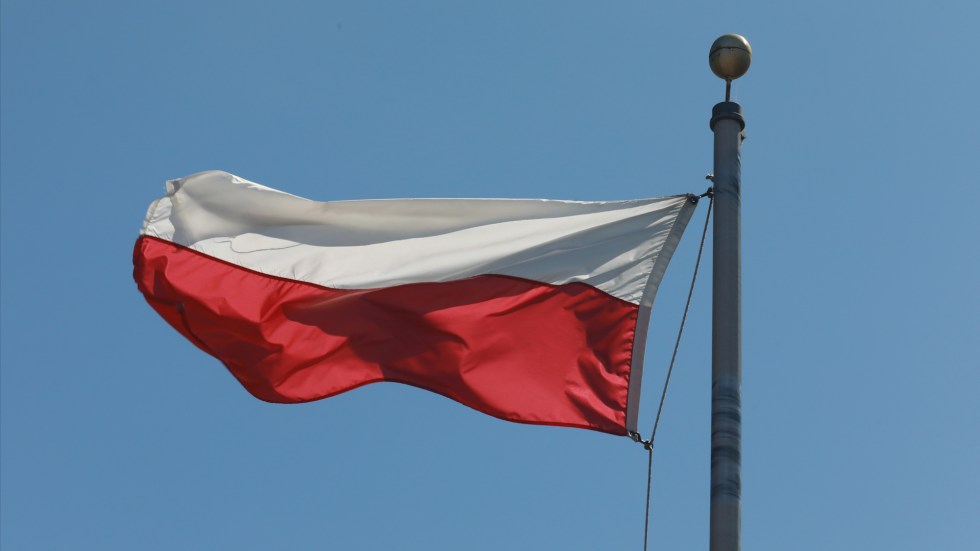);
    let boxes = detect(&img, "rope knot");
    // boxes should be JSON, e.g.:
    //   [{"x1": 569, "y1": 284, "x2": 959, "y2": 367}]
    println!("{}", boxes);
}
[{"x1": 628, "y1": 432, "x2": 654, "y2": 451}]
